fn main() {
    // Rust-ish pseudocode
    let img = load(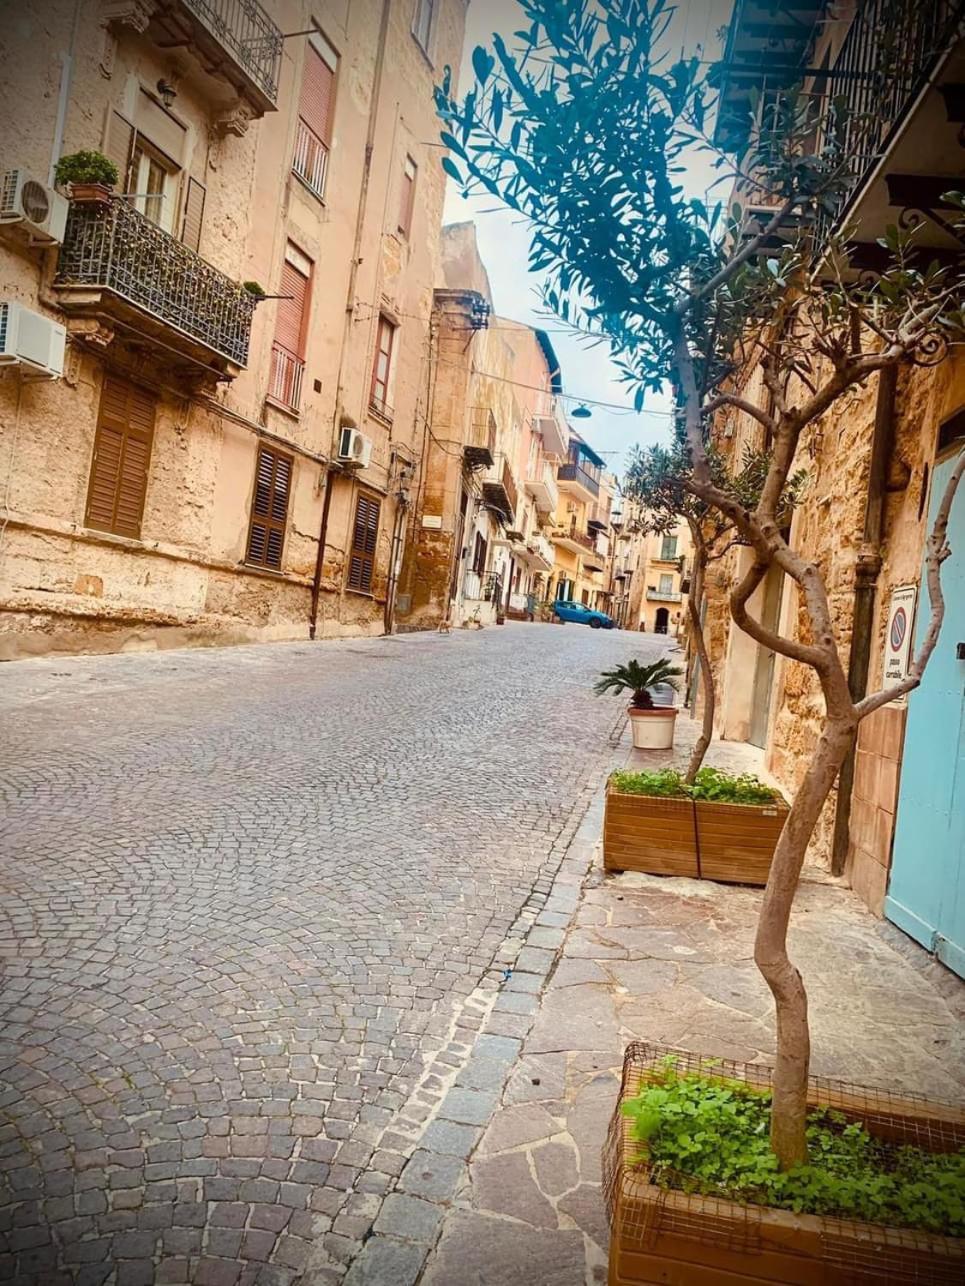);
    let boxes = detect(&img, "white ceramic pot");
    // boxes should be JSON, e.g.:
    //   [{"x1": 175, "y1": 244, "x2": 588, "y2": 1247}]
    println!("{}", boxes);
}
[{"x1": 627, "y1": 705, "x2": 678, "y2": 750}]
